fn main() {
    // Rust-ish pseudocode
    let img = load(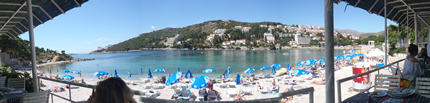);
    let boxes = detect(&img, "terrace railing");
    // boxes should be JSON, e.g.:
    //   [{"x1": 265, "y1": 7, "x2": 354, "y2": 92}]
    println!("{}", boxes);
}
[
  {"x1": 37, "y1": 76, "x2": 315, "y2": 103},
  {"x1": 139, "y1": 87, "x2": 315, "y2": 103},
  {"x1": 336, "y1": 59, "x2": 405, "y2": 103},
  {"x1": 37, "y1": 76, "x2": 95, "y2": 103}
]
